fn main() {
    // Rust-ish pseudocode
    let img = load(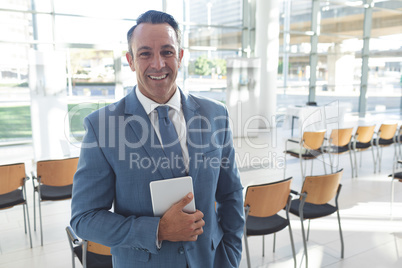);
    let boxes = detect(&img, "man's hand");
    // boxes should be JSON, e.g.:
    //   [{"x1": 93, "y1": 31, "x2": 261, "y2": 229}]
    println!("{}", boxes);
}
[{"x1": 158, "y1": 193, "x2": 205, "y2": 242}]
